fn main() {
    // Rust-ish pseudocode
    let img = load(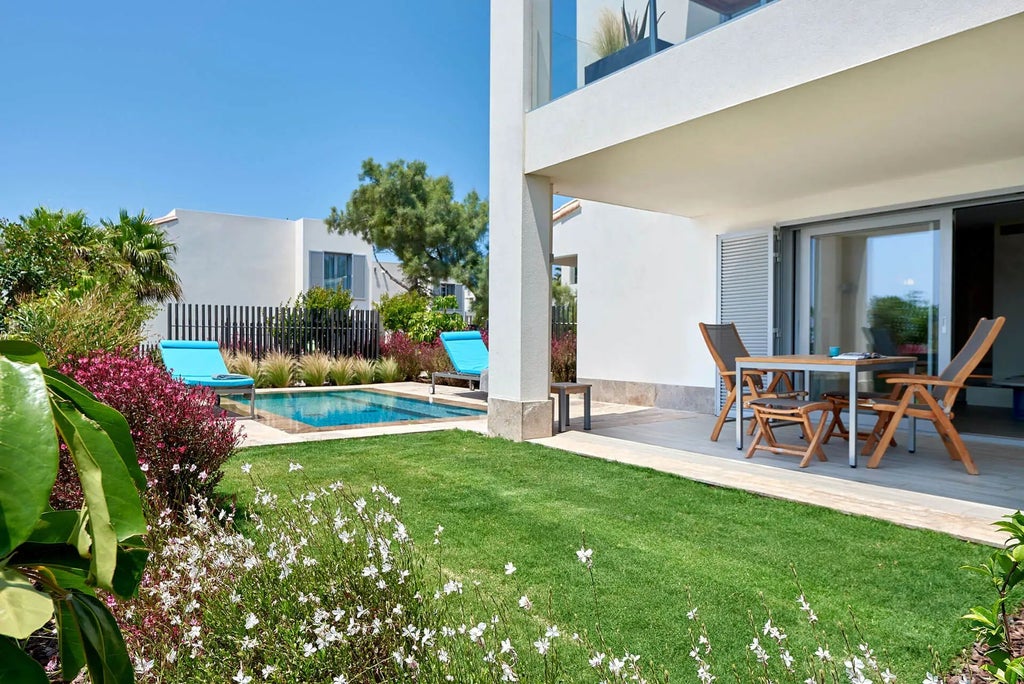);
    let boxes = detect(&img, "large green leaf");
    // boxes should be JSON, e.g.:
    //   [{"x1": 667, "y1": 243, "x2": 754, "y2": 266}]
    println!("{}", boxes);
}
[
  {"x1": 9, "y1": 544, "x2": 92, "y2": 582},
  {"x1": 0, "y1": 567, "x2": 54, "y2": 639},
  {"x1": 55, "y1": 598, "x2": 87, "y2": 681},
  {"x1": 112, "y1": 540, "x2": 149, "y2": 599},
  {"x1": 0, "y1": 635, "x2": 48, "y2": 684},
  {"x1": 51, "y1": 403, "x2": 120, "y2": 592},
  {"x1": 63, "y1": 590, "x2": 134, "y2": 684},
  {"x1": 0, "y1": 356, "x2": 58, "y2": 557},
  {"x1": 0, "y1": 339, "x2": 49, "y2": 367},
  {"x1": 27, "y1": 510, "x2": 81, "y2": 544},
  {"x1": 44, "y1": 368, "x2": 147, "y2": 492}
]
